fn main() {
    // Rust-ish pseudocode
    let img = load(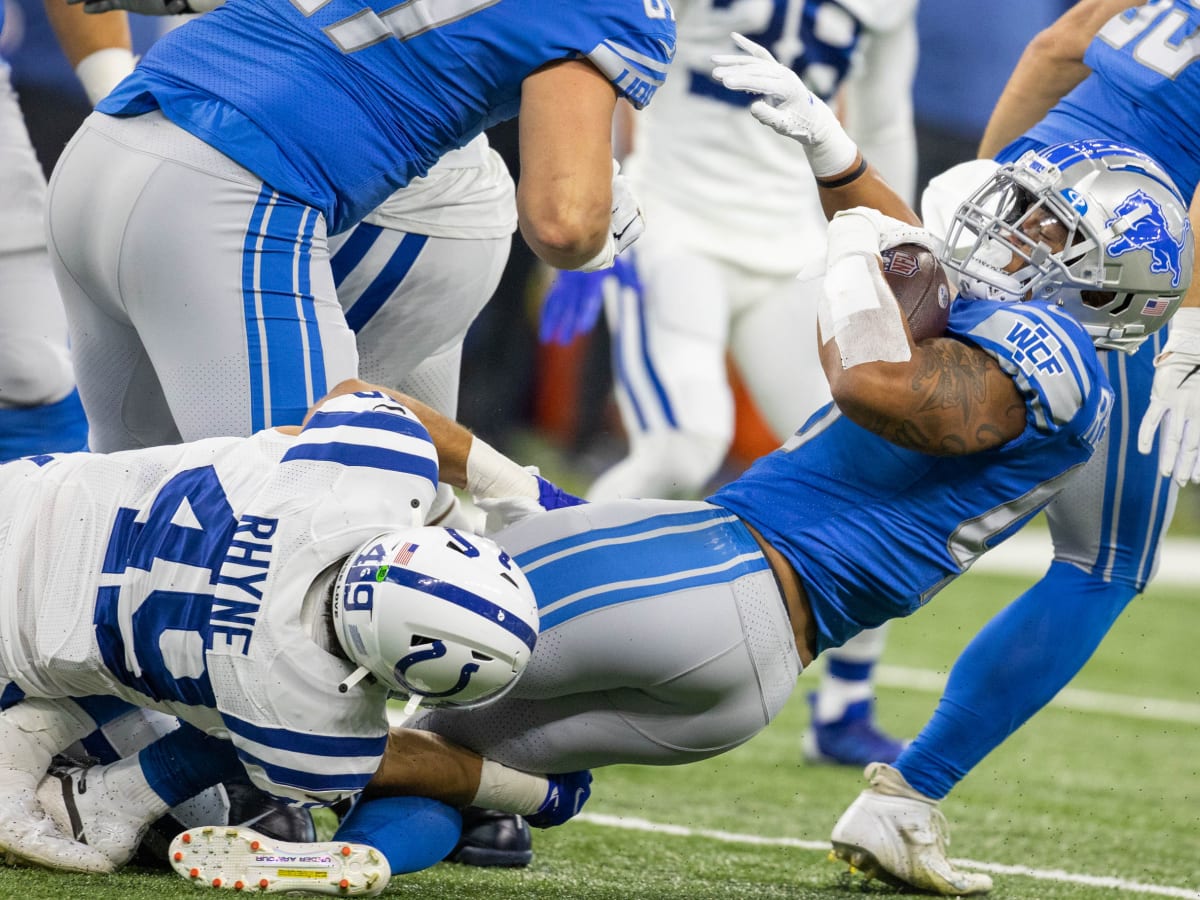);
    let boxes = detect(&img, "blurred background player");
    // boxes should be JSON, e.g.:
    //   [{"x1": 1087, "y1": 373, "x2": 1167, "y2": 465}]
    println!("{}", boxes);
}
[
  {"x1": 0, "y1": 0, "x2": 133, "y2": 460},
  {"x1": 538, "y1": 0, "x2": 920, "y2": 766}
]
